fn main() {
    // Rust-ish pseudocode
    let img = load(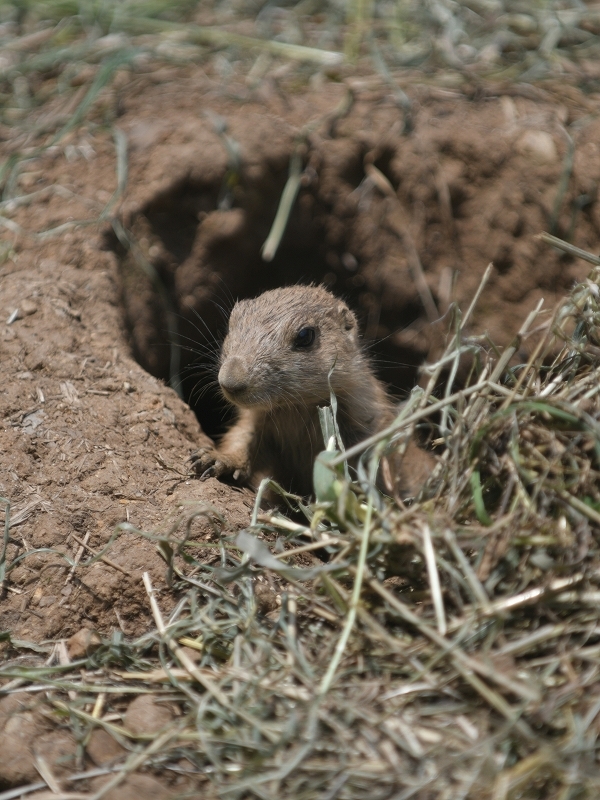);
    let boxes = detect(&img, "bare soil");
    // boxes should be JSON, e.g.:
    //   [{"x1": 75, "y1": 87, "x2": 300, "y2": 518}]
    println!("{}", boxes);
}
[{"x1": 1, "y1": 62, "x2": 600, "y2": 792}]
